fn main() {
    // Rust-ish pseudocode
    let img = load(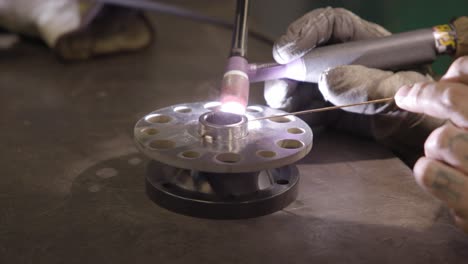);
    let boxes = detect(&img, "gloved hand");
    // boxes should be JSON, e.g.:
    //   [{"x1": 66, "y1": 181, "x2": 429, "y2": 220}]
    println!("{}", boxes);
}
[
  {"x1": 264, "y1": 7, "x2": 445, "y2": 165},
  {"x1": 0, "y1": 0, "x2": 152, "y2": 60},
  {"x1": 264, "y1": 7, "x2": 431, "y2": 113},
  {"x1": 395, "y1": 56, "x2": 468, "y2": 233}
]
